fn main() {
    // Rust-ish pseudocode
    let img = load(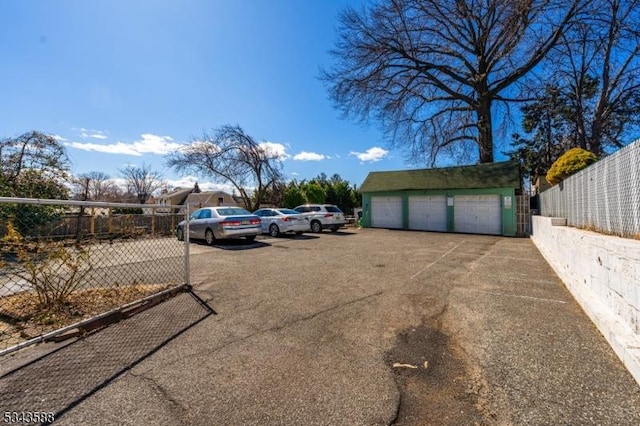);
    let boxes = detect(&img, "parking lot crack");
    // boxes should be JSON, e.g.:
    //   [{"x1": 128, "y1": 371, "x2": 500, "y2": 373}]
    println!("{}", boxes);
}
[
  {"x1": 144, "y1": 291, "x2": 387, "y2": 371},
  {"x1": 128, "y1": 371, "x2": 189, "y2": 419},
  {"x1": 264, "y1": 290, "x2": 385, "y2": 333},
  {"x1": 164, "y1": 291, "x2": 384, "y2": 367},
  {"x1": 388, "y1": 381, "x2": 402, "y2": 425}
]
